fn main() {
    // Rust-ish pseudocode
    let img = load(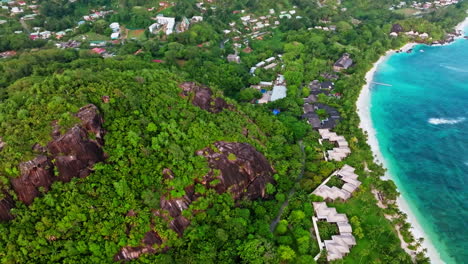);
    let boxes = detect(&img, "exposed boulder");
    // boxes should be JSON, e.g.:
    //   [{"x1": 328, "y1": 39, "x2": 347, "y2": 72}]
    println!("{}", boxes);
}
[
  {"x1": 3, "y1": 104, "x2": 105, "y2": 218},
  {"x1": 115, "y1": 142, "x2": 275, "y2": 261},
  {"x1": 48, "y1": 126, "x2": 105, "y2": 182},
  {"x1": 75, "y1": 104, "x2": 105, "y2": 142},
  {"x1": 11, "y1": 156, "x2": 54, "y2": 205},
  {"x1": 179, "y1": 82, "x2": 230, "y2": 113},
  {"x1": 391, "y1": 23, "x2": 404, "y2": 33},
  {"x1": 197, "y1": 141, "x2": 275, "y2": 200},
  {"x1": 114, "y1": 230, "x2": 164, "y2": 261},
  {"x1": 0, "y1": 191, "x2": 15, "y2": 221}
]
